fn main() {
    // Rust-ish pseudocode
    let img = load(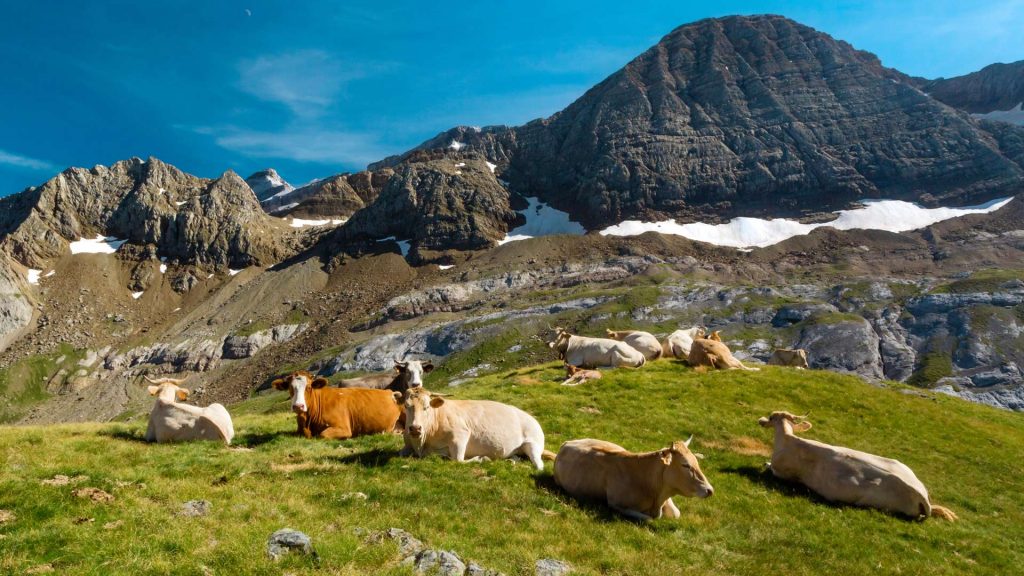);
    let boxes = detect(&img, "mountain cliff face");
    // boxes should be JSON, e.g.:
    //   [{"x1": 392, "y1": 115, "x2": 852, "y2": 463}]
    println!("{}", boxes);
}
[
  {"x1": 387, "y1": 16, "x2": 1024, "y2": 229},
  {"x1": 245, "y1": 168, "x2": 294, "y2": 202},
  {"x1": 260, "y1": 169, "x2": 393, "y2": 218},
  {"x1": 921, "y1": 61, "x2": 1024, "y2": 117}
]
